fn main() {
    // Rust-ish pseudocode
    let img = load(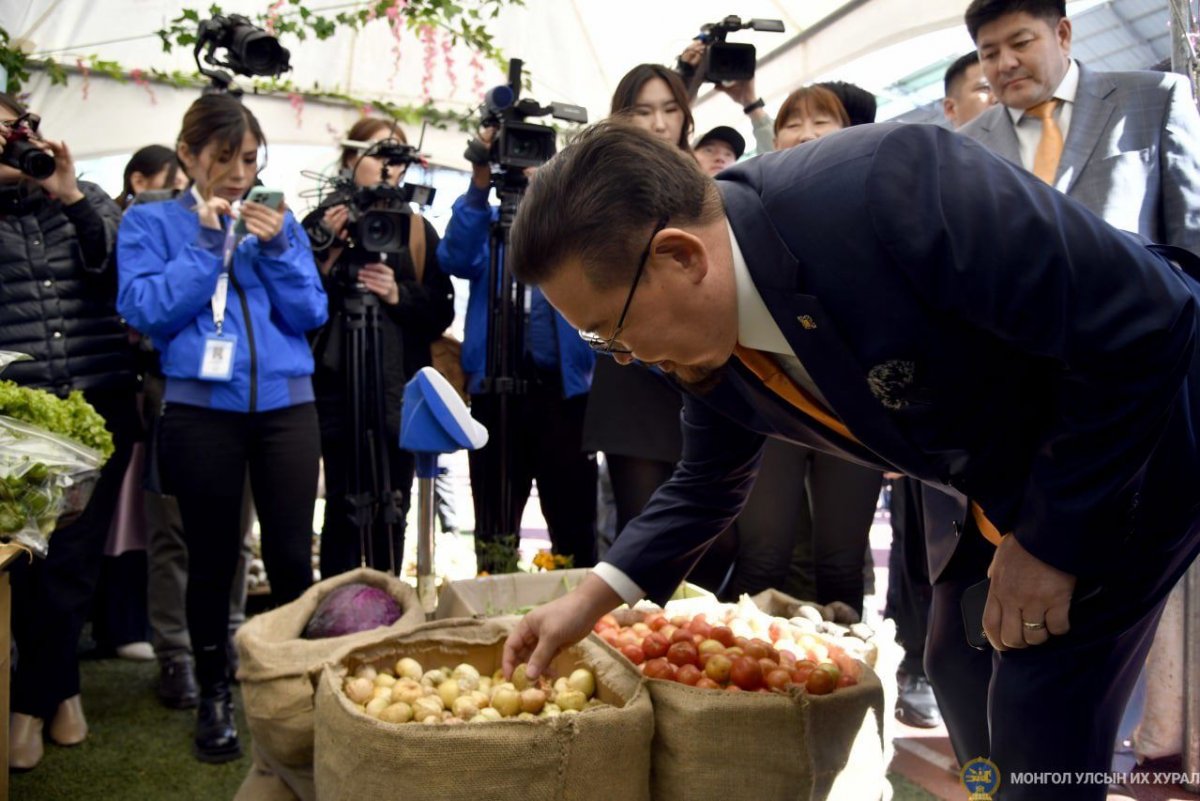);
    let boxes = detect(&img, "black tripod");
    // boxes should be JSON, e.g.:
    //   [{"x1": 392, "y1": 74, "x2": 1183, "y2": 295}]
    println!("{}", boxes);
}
[
  {"x1": 340, "y1": 269, "x2": 402, "y2": 574},
  {"x1": 473, "y1": 170, "x2": 530, "y2": 570}
]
